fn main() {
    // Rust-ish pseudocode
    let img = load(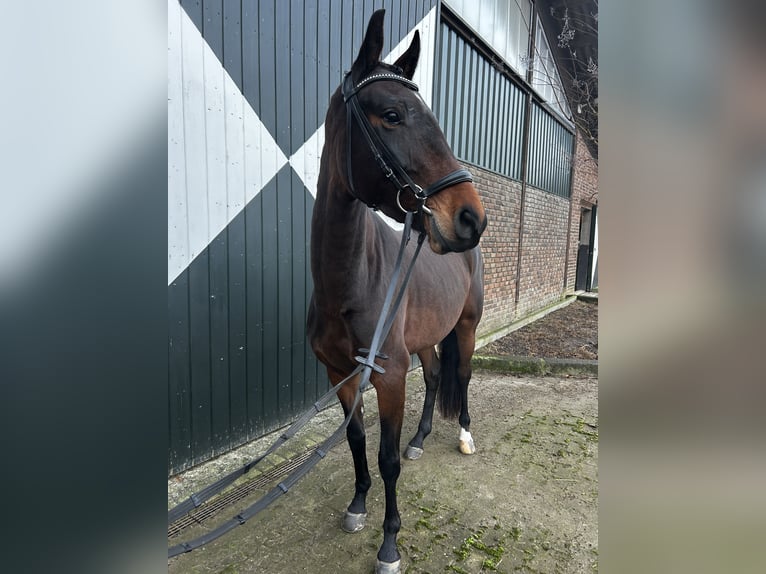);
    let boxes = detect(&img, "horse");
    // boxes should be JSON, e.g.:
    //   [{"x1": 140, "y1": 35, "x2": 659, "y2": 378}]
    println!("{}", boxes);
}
[{"x1": 307, "y1": 10, "x2": 487, "y2": 574}]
